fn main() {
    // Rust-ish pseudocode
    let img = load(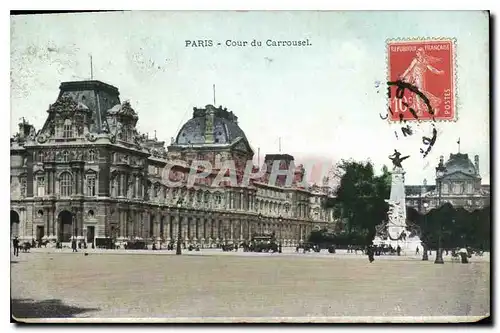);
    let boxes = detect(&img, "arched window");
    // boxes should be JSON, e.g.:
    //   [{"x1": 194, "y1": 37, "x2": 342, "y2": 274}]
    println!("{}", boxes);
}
[
  {"x1": 38, "y1": 151, "x2": 44, "y2": 163},
  {"x1": 59, "y1": 172, "x2": 72, "y2": 197},
  {"x1": 88, "y1": 149, "x2": 96, "y2": 162},
  {"x1": 62, "y1": 150, "x2": 70, "y2": 162},
  {"x1": 63, "y1": 119, "x2": 73, "y2": 138}
]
